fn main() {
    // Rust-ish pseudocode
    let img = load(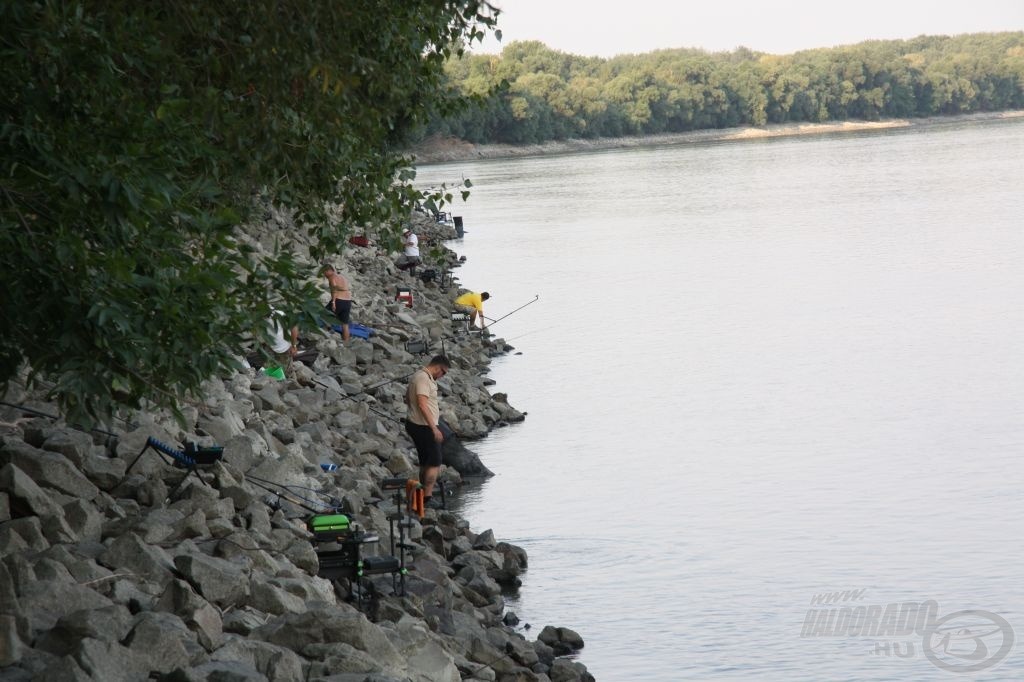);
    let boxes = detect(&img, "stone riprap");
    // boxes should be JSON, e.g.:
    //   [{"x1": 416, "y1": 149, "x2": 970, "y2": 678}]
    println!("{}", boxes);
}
[{"x1": 0, "y1": 210, "x2": 592, "y2": 681}]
